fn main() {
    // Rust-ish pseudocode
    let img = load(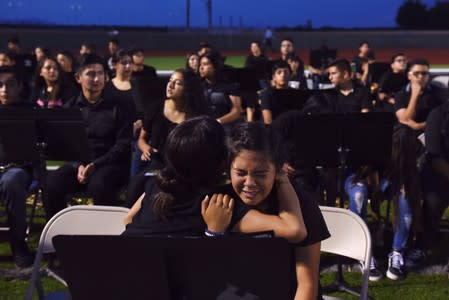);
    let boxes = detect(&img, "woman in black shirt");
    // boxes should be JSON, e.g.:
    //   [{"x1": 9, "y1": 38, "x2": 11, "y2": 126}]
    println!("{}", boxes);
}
[
  {"x1": 125, "y1": 69, "x2": 210, "y2": 207},
  {"x1": 199, "y1": 51, "x2": 243, "y2": 128},
  {"x1": 203, "y1": 122, "x2": 330, "y2": 300},
  {"x1": 31, "y1": 57, "x2": 77, "y2": 108}
]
